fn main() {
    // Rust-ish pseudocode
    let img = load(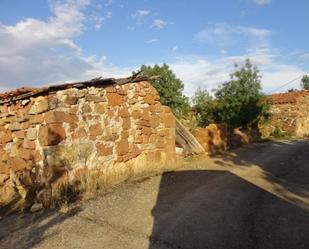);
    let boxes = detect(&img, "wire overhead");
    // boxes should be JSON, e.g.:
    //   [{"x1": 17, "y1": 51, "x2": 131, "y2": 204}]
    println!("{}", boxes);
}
[{"x1": 267, "y1": 72, "x2": 309, "y2": 94}]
